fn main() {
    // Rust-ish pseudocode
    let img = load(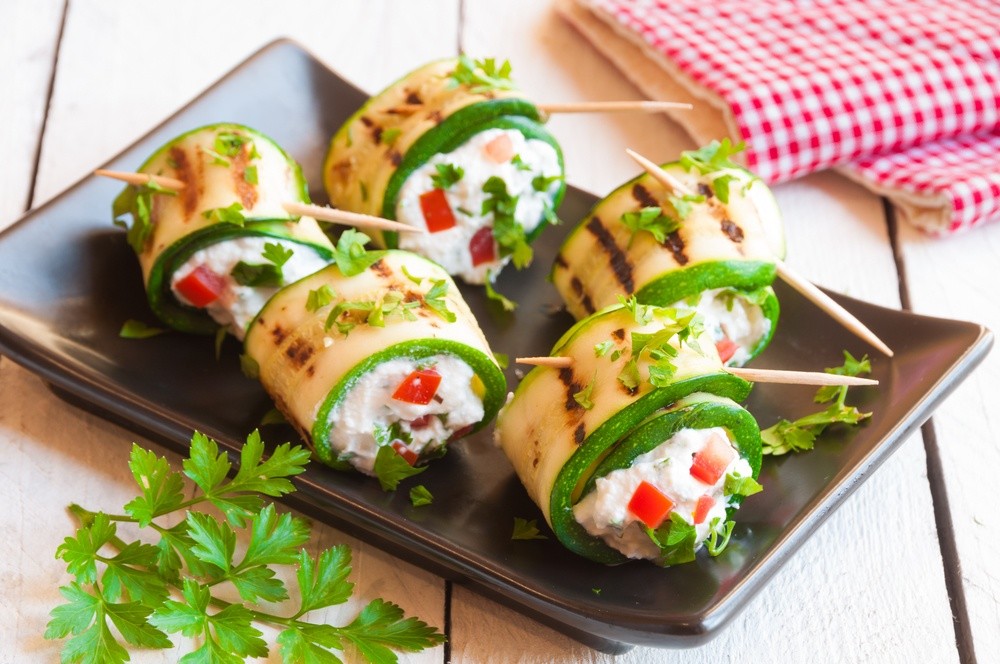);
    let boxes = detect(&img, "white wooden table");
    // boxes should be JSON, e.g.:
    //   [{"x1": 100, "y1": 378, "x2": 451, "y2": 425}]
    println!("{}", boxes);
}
[{"x1": 1, "y1": 1, "x2": 996, "y2": 661}]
